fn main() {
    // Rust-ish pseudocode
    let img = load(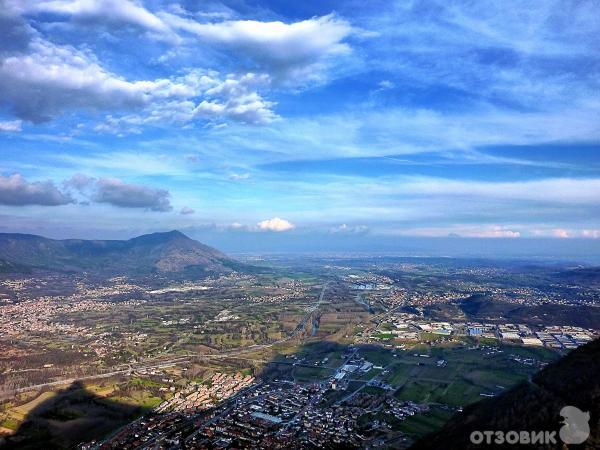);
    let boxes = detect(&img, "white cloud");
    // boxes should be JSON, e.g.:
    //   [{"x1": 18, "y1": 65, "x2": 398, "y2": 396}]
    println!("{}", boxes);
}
[
  {"x1": 161, "y1": 13, "x2": 354, "y2": 84},
  {"x1": 0, "y1": 32, "x2": 276, "y2": 126},
  {"x1": 0, "y1": 5, "x2": 282, "y2": 127},
  {"x1": 0, "y1": 120, "x2": 22, "y2": 132},
  {"x1": 193, "y1": 73, "x2": 277, "y2": 124},
  {"x1": 180, "y1": 206, "x2": 195, "y2": 215},
  {"x1": 12, "y1": 3, "x2": 356, "y2": 87},
  {"x1": 0, "y1": 37, "x2": 152, "y2": 122},
  {"x1": 257, "y1": 217, "x2": 295, "y2": 232},
  {"x1": 13, "y1": 1, "x2": 355, "y2": 85},
  {"x1": 93, "y1": 71, "x2": 277, "y2": 132}
]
